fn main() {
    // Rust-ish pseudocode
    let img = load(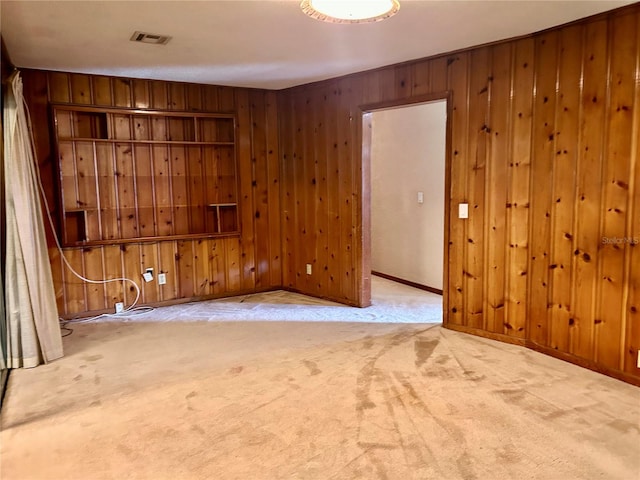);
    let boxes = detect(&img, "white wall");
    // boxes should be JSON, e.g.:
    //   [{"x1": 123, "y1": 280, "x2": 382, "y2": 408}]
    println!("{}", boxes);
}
[{"x1": 371, "y1": 101, "x2": 446, "y2": 290}]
